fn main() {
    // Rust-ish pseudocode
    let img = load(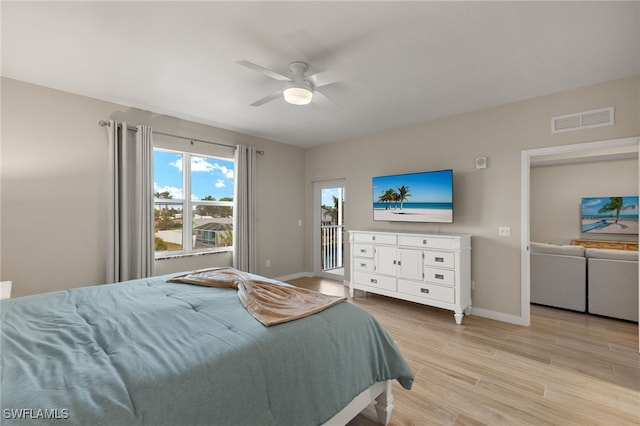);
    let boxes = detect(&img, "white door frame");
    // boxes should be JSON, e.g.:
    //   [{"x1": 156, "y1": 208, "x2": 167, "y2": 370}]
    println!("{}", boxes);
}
[
  {"x1": 521, "y1": 137, "x2": 639, "y2": 349},
  {"x1": 313, "y1": 179, "x2": 346, "y2": 280}
]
